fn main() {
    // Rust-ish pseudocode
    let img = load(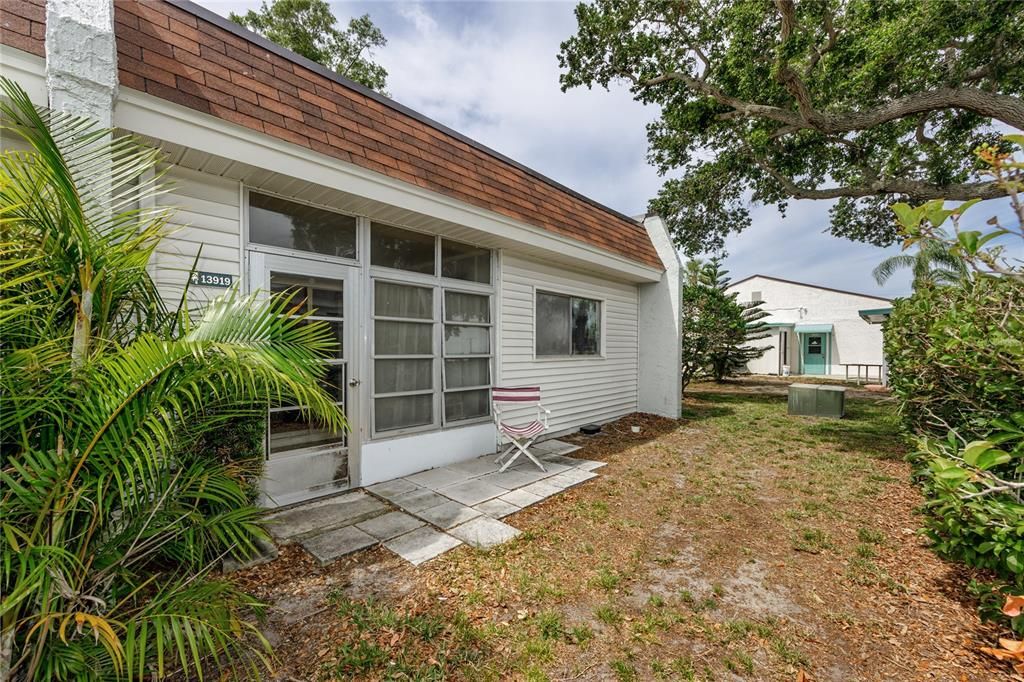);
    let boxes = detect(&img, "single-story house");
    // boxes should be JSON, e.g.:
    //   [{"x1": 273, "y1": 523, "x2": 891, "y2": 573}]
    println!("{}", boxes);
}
[
  {"x1": 1, "y1": 0, "x2": 682, "y2": 506},
  {"x1": 725, "y1": 274, "x2": 890, "y2": 381}
]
